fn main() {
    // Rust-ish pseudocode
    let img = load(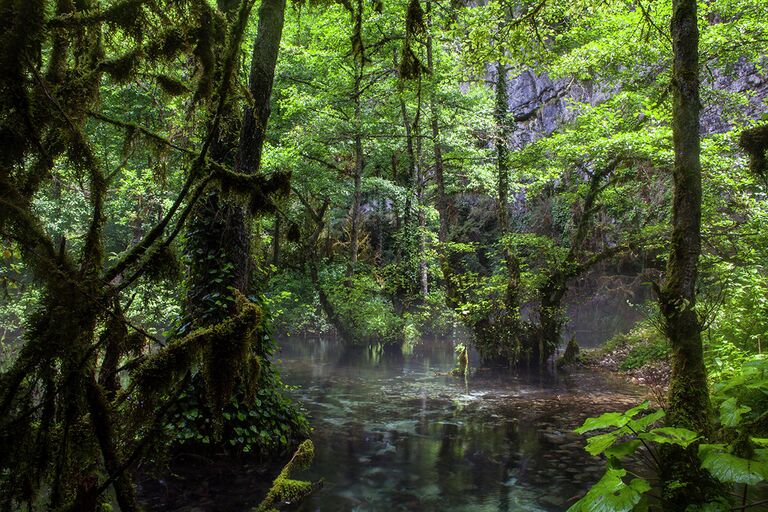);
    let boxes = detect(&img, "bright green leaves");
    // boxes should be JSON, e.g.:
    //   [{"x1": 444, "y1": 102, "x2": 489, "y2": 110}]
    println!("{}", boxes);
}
[
  {"x1": 699, "y1": 444, "x2": 768, "y2": 485},
  {"x1": 574, "y1": 401, "x2": 693, "y2": 462},
  {"x1": 567, "y1": 468, "x2": 651, "y2": 512},
  {"x1": 571, "y1": 402, "x2": 705, "y2": 511},
  {"x1": 719, "y1": 397, "x2": 752, "y2": 427},
  {"x1": 713, "y1": 358, "x2": 766, "y2": 426},
  {"x1": 575, "y1": 401, "x2": 652, "y2": 434},
  {"x1": 573, "y1": 391, "x2": 768, "y2": 512},
  {"x1": 637, "y1": 427, "x2": 699, "y2": 448},
  {"x1": 604, "y1": 440, "x2": 643, "y2": 460}
]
